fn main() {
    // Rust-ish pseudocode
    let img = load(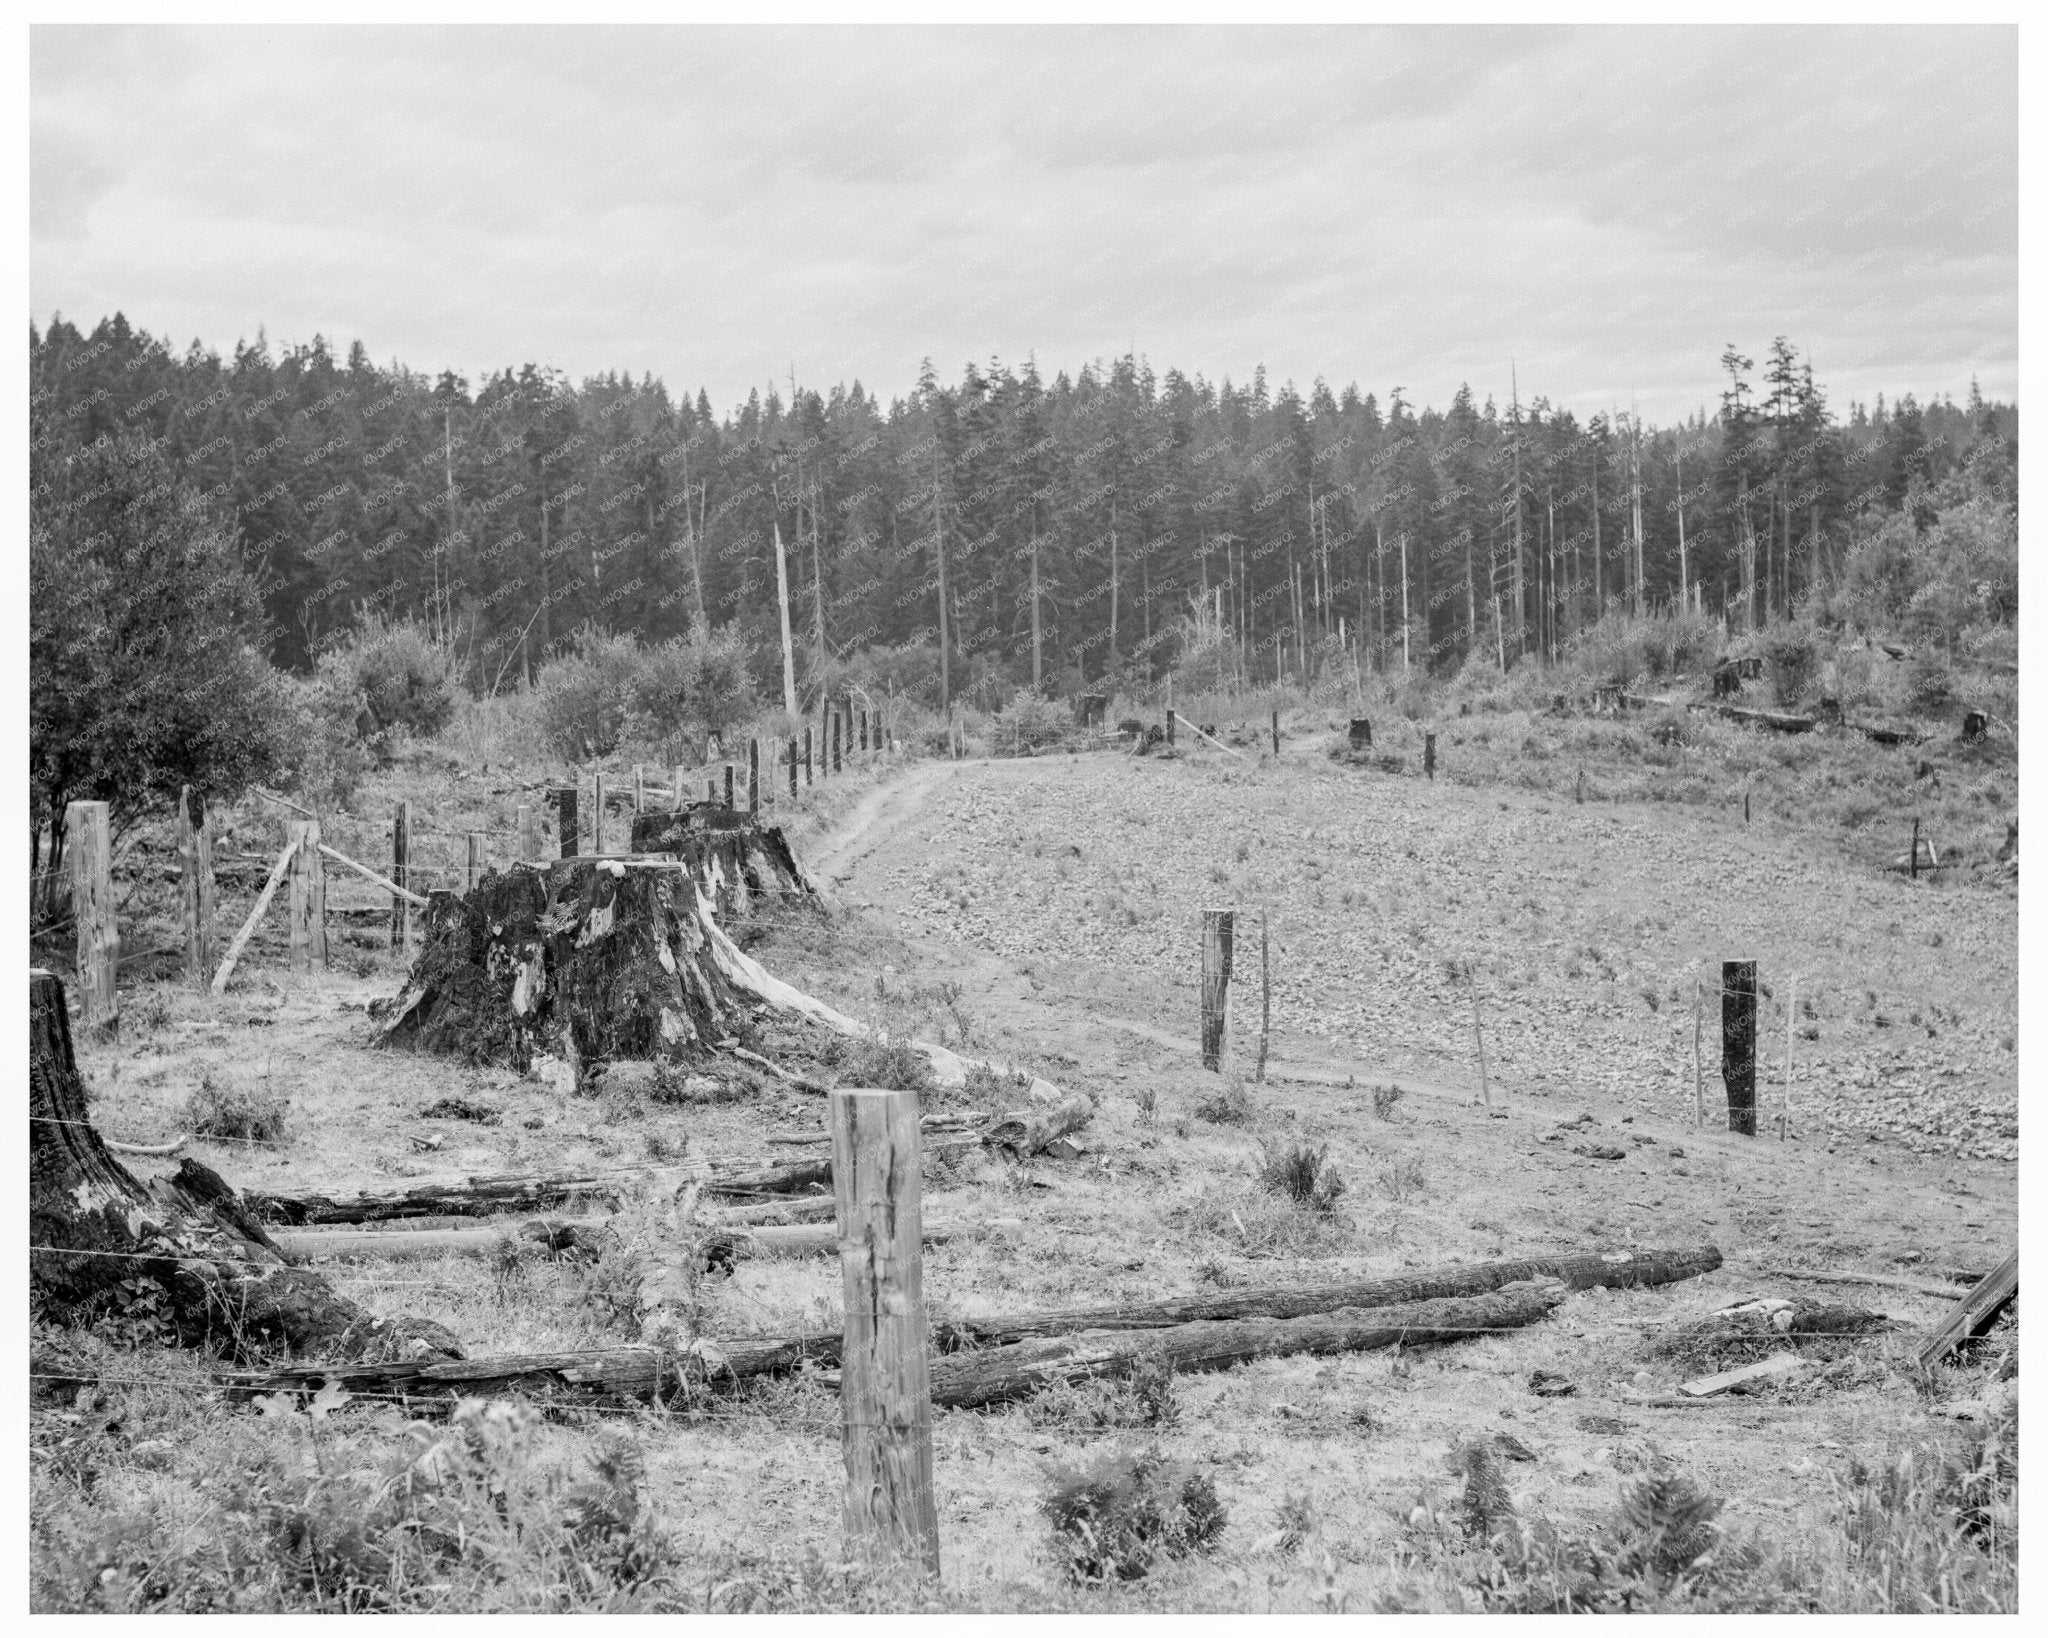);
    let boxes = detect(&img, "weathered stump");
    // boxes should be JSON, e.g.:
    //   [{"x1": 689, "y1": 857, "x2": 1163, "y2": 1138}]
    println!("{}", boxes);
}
[{"x1": 30, "y1": 970, "x2": 458, "y2": 1362}]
